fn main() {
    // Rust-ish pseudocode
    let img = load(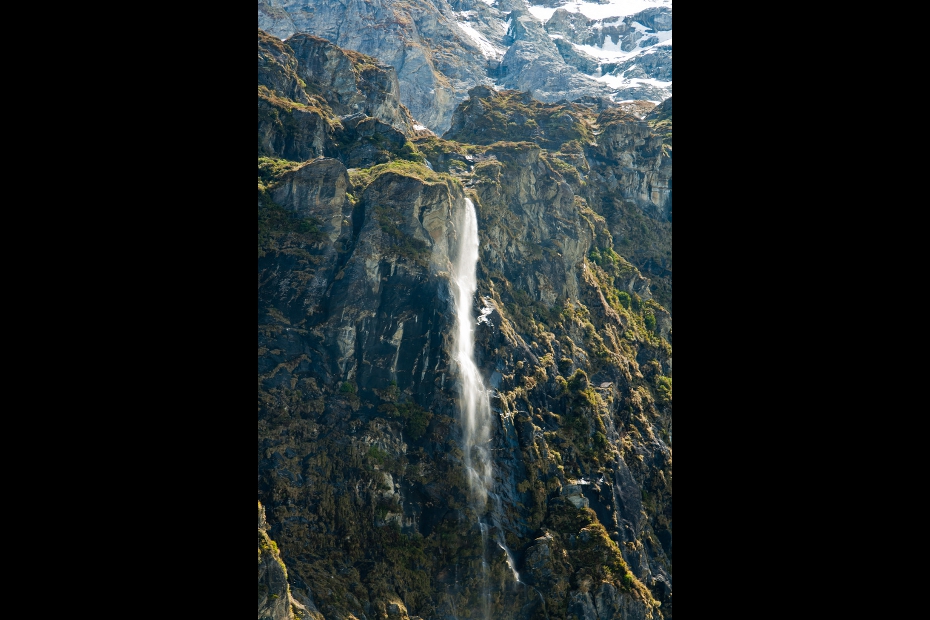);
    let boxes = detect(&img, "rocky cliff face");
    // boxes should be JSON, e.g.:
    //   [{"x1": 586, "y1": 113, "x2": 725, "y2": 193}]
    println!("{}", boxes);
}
[
  {"x1": 259, "y1": 29, "x2": 417, "y2": 164},
  {"x1": 442, "y1": 86, "x2": 672, "y2": 311},
  {"x1": 257, "y1": 28, "x2": 671, "y2": 620},
  {"x1": 258, "y1": 0, "x2": 671, "y2": 133},
  {"x1": 542, "y1": 6, "x2": 672, "y2": 90},
  {"x1": 260, "y1": 501, "x2": 322, "y2": 620},
  {"x1": 259, "y1": 0, "x2": 493, "y2": 132},
  {"x1": 494, "y1": 8, "x2": 614, "y2": 106}
]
